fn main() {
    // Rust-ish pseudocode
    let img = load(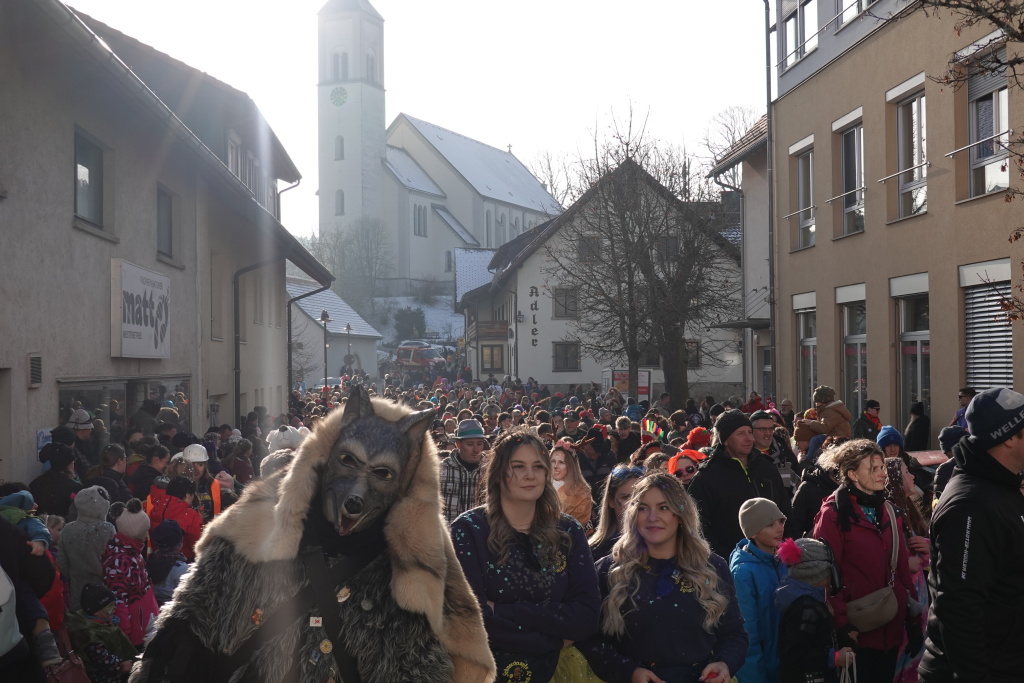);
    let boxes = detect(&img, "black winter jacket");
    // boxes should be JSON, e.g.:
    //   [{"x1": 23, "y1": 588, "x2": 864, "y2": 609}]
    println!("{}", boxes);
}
[
  {"x1": 919, "y1": 436, "x2": 1024, "y2": 682},
  {"x1": 784, "y1": 466, "x2": 837, "y2": 540},
  {"x1": 688, "y1": 444, "x2": 791, "y2": 558}
]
